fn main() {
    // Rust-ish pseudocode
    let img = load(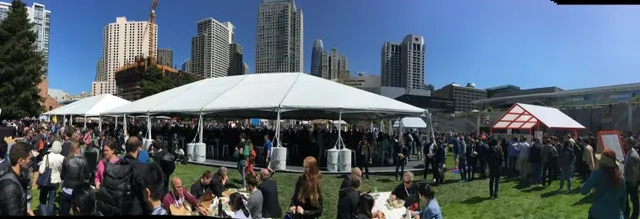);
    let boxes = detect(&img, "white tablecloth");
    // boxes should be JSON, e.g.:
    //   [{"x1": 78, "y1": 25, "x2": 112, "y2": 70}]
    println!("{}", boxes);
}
[{"x1": 371, "y1": 192, "x2": 408, "y2": 219}]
